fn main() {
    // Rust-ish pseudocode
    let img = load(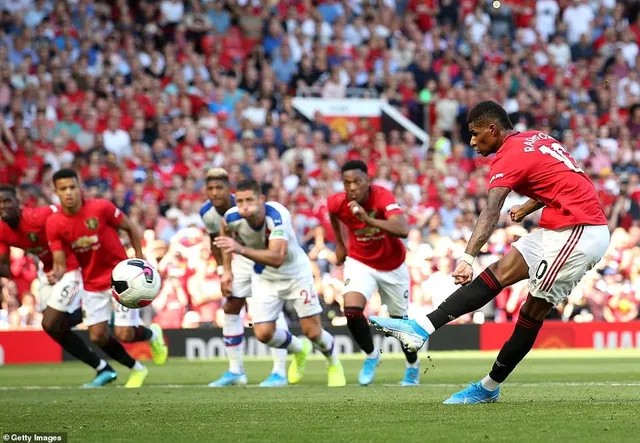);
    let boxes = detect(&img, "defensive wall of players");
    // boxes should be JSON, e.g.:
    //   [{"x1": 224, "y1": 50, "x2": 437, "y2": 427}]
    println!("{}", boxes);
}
[{"x1": 2, "y1": 322, "x2": 640, "y2": 365}]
